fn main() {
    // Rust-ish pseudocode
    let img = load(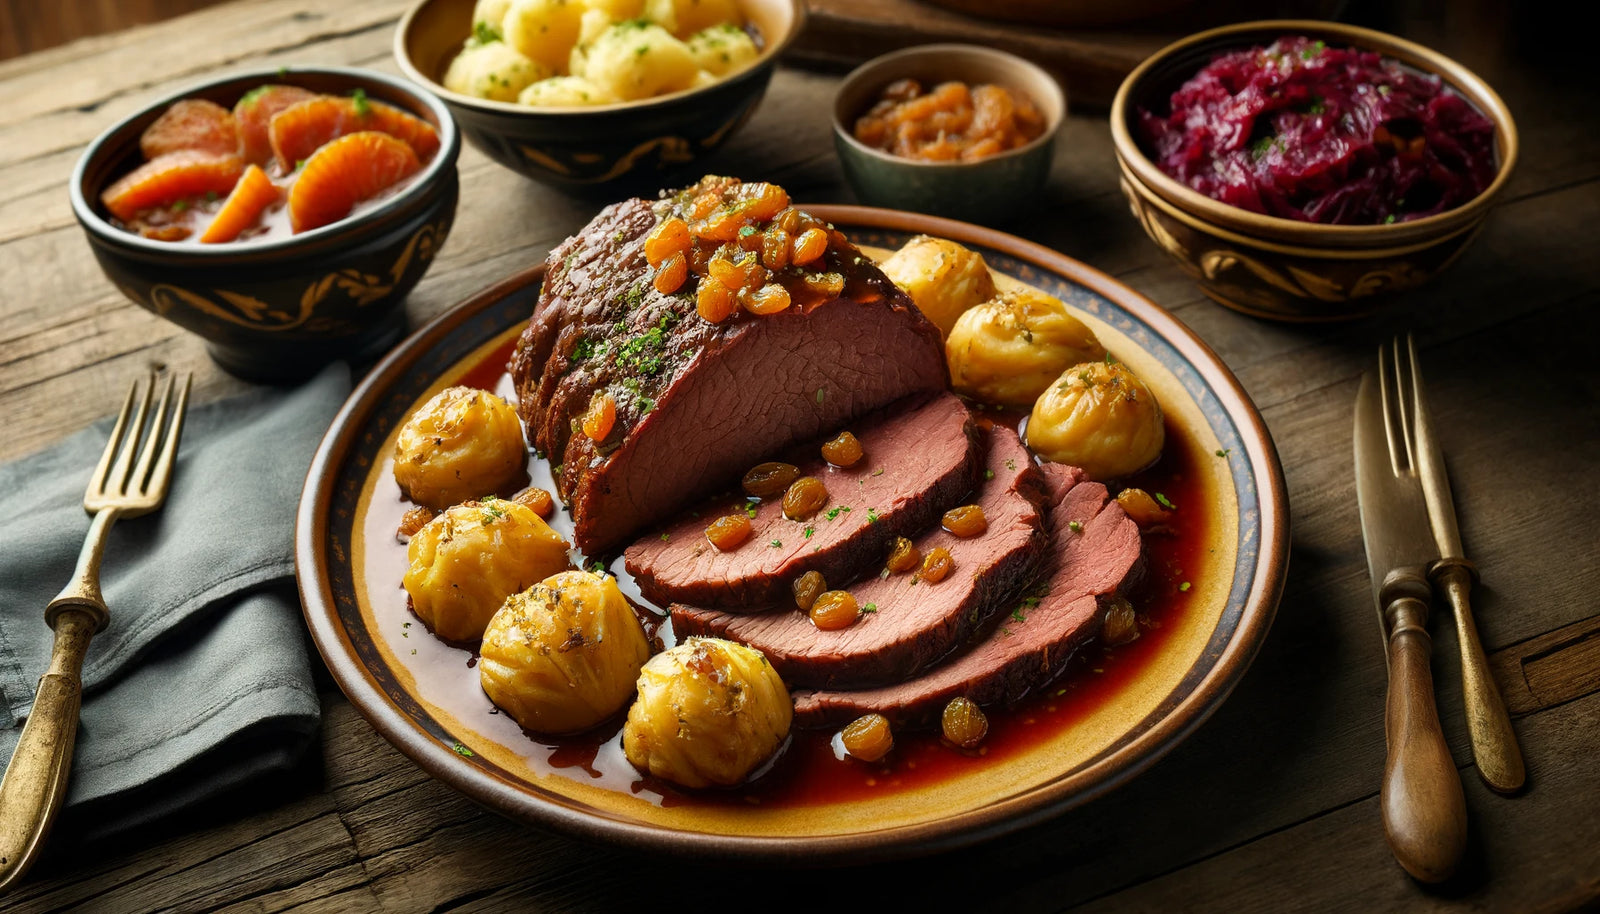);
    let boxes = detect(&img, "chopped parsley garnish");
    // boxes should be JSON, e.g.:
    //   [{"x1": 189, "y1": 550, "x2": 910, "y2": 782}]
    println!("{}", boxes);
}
[
  {"x1": 865, "y1": 507, "x2": 880, "y2": 524},
  {"x1": 871, "y1": 467, "x2": 885, "y2": 477},
  {"x1": 738, "y1": 225, "x2": 757, "y2": 237},
  {"x1": 1005, "y1": 458, "x2": 1017, "y2": 471},
  {"x1": 1068, "y1": 520, "x2": 1083, "y2": 534},
  {"x1": 660, "y1": 532, "x2": 671, "y2": 541},
  {"x1": 1179, "y1": 581, "x2": 1191, "y2": 592},
  {"x1": 351, "y1": 87, "x2": 371, "y2": 116},
  {"x1": 472, "y1": 20, "x2": 502, "y2": 44},
  {"x1": 172, "y1": 199, "x2": 188, "y2": 212},
  {"x1": 825, "y1": 505, "x2": 851, "y2": 521},
  {"x1": 452, "y1": 742, "x2": 475, "y2": 757},
  {"x1": 861, "y1": 602, "x2": 878, "y2": 613},
  {"x1": 1300, "y1": 39, "x2": 1326, "y2": 60},
  {"x1": 984, "y1": 469, "x2": 995, "y2": 480},
  {"x1": 1011, "y1": 607, "x2": 1027, "y2": 623},
  {"x1": 1251, "y1": 135, "x2": 1280, "y2": 160},
  {"x1": 1215, "y1": 448, "x2": 1231, "y2": 458},
  {"x1": 744, "y1": 500, "x2": 758, "y2": 518},
  {"x1": 1384, "y1": 214, "x2": 1397, "y2": 224},
  {"x1": 587, "y1": 559, "x2": 606, "y2": 574},
  {"x1": 1154, "y1": 492, "x2": 1175, "y2": 509},
  {"x1": 770, "y1": 540, "x2": 782, "y2": 548},
  {"x1": 803, "y1": 526, "x2": 814, "y2": 538},
  {"x1": 1307, "y1": 97, "x2": 1326, "y2": 116},
  {"x1": 478, "y1": 497, "x2": 506, "y2": 523}
]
